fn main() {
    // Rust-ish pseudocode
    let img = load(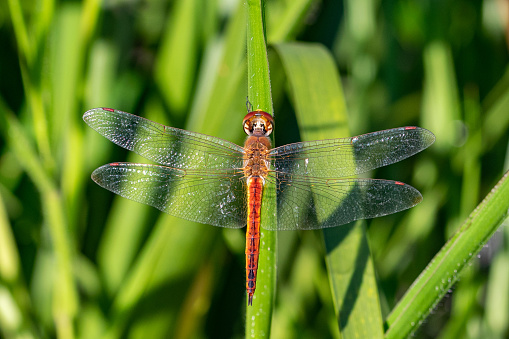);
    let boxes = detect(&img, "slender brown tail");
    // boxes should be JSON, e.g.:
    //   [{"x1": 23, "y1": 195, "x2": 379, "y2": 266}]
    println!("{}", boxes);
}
[{"x1": 246, "y1": 177, "x2": 262, "y2": 306}]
